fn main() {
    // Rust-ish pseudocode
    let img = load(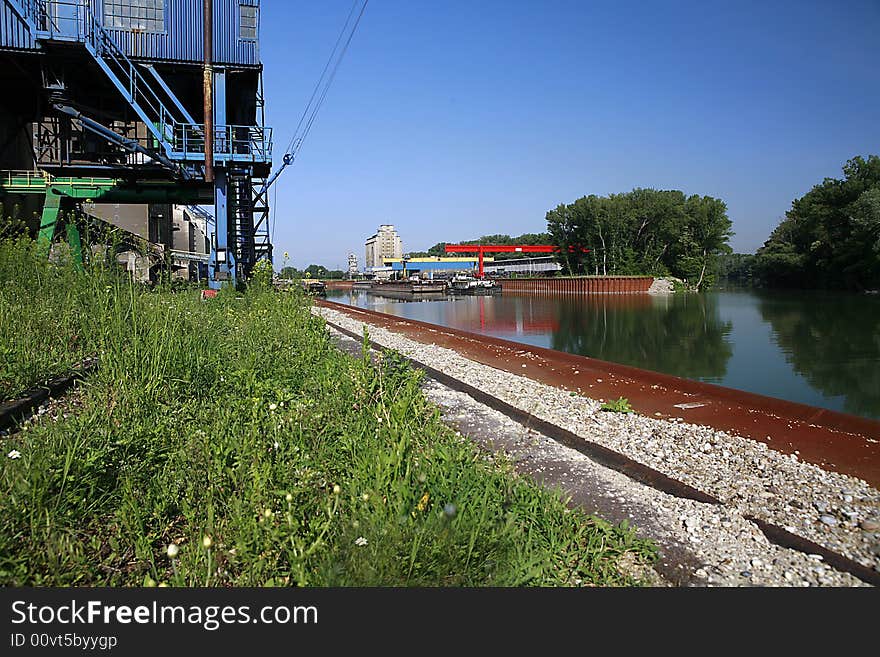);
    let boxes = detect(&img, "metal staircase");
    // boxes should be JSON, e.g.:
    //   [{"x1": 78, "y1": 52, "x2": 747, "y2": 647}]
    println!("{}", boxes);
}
[
  {"x1": 8, "y1": 0, "x2": 271, "y2": 176},
  {"x1": 4, "y1": 0, "x2": 274, "y2": 283}
]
